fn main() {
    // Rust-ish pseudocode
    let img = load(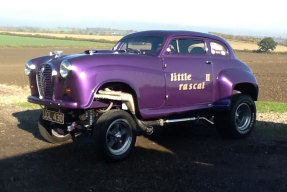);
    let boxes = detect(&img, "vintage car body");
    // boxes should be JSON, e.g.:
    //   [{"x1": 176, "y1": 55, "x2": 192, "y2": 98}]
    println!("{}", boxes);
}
[{"x1": 26, "y1": 31, "x2": 258, "y2": 160}]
